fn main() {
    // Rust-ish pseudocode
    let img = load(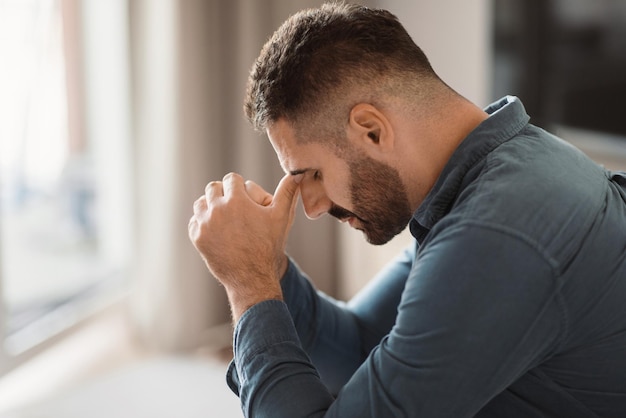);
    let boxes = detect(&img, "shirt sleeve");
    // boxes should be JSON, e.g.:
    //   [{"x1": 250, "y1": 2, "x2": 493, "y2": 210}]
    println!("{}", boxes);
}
[
  {"x1": 228, "y1": 223, "x2": 565, "y2": 417},
  {"x1": 279, "y1": 243, "x2": 417, "y2": 393}
]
